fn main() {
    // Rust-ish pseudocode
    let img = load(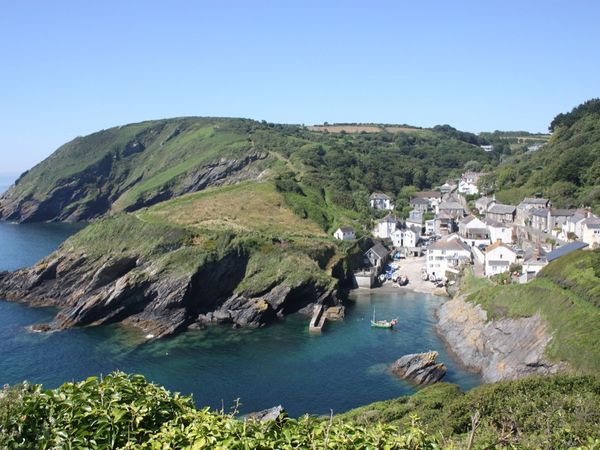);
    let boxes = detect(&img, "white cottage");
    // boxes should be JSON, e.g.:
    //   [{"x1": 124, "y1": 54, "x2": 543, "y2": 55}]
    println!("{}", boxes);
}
[
  {"x1": 484, "y1": 241, "x2": 517, "y2": 277},
  {"x1": 373, "y1": 214, "x2": 400, "y2": 239},
  {"x1": 484, "y1": 218, "x2": 513, "y2": 244},
  {"x1": 333, "y1": 226, "x2": 355, "y2": 241},
  {"x1": 369, "y1": 193, "x2": 394, "y2": 210},
  {"x1": 426, "y1": 234, "x2": 472, "y2": 280},
  {"x1": 391, "y1": 225, "x2": 421, "y2": 249}
]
